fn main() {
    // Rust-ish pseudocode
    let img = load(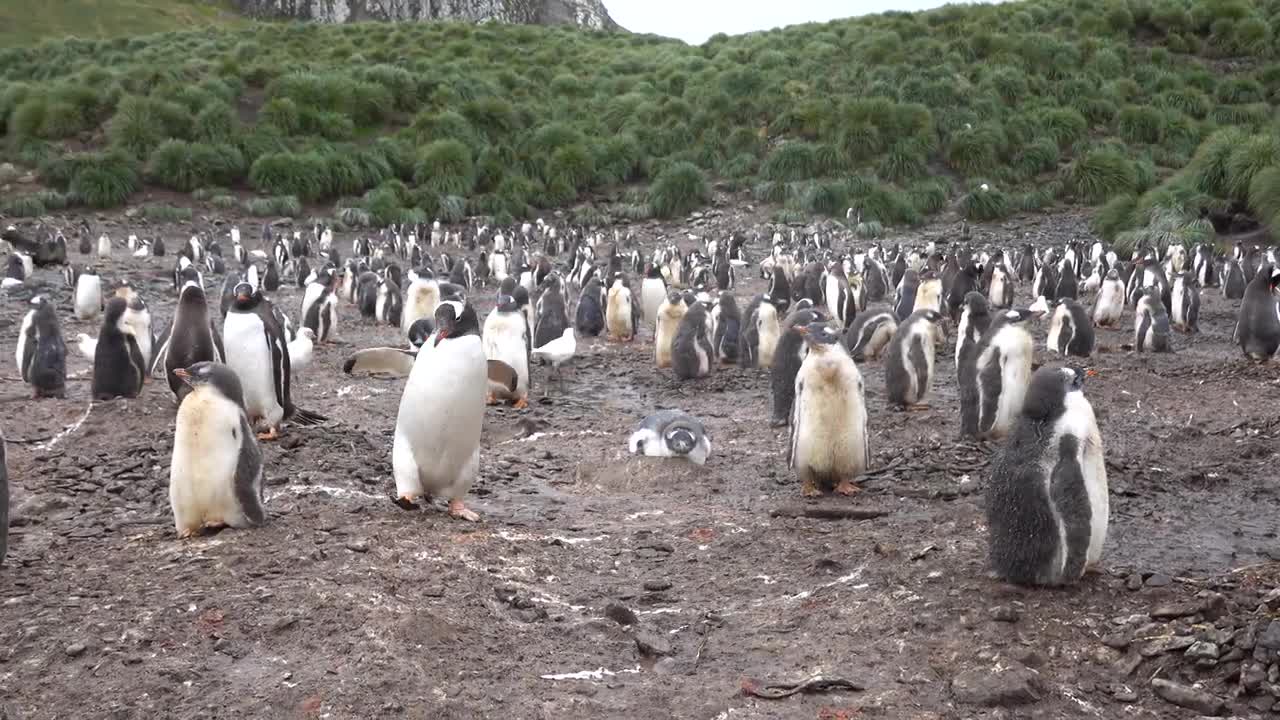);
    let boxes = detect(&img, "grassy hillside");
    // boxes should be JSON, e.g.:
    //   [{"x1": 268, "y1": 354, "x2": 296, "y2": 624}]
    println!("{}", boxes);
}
[
  {"x1": 2, "y1": 0, "x2": 1279, "y2": 246},
  {"x1": 0, "y1": 1, "x2": 248, "y2": 47}
]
